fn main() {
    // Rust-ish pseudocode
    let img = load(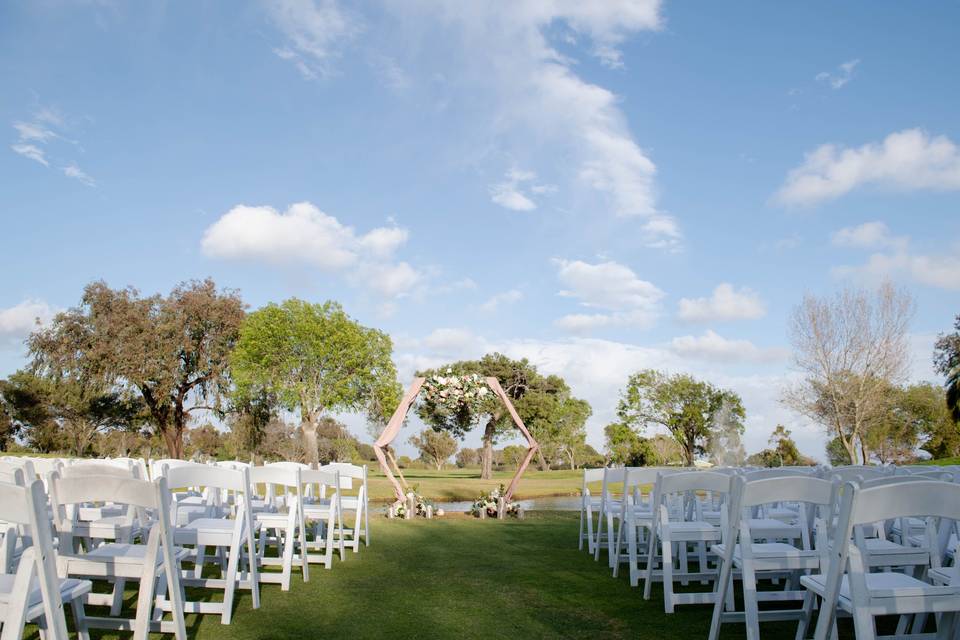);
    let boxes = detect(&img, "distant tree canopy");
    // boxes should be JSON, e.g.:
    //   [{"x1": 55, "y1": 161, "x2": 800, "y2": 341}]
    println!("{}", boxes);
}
[
  {"x1": 616, "y1": 369, "x2": 744, "y2": 467},
  {"x1": 416, "y1": 353, "x2": 591, "y2": 478},
  {"x1": 935, "y1": 314, "x2": 960, "y2": 423},
  {"x1": 409, "y1": 429, "x2": 458, "y2": 470},
  {"x1": 747, "y1": 425, "x2": 816, "y2": 468},
  {"x1": 27, "y1": 279, "x2": 244, "y2": 458},
  {"x1": 231, "y1": 299, "x2": 400, "y2": 465}
]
